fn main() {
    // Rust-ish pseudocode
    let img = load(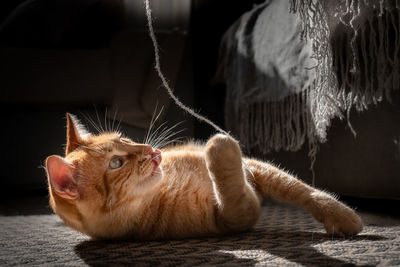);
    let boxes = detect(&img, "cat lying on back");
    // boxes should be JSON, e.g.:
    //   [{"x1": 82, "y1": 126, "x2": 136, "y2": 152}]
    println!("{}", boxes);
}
[{"x1": 45, "y1": 113, "x2": 363, "y2": 240}]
